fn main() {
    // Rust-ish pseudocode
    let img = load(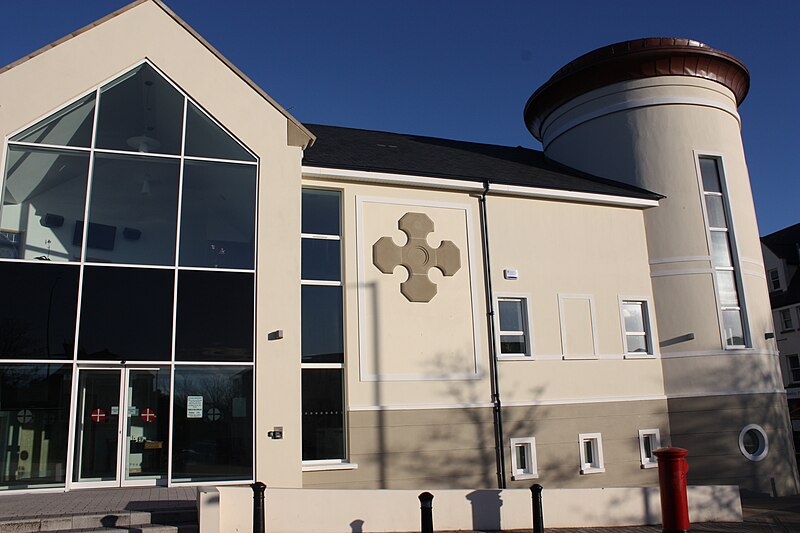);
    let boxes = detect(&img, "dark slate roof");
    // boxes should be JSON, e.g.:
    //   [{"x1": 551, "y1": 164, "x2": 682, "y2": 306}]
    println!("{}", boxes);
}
[
  {"x1": 302, "y1": 124, "x2": 662, "y2": 201},
  {"x1": 762, "y1": 223, "x2": 800, "y2": 308}
]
